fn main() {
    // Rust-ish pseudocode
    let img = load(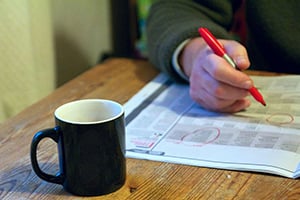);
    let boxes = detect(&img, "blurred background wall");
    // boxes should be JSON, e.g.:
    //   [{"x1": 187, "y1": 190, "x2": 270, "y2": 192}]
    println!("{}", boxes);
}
[
  {"x1": 0, "y1": 0, "x2": 112, "y2": 122},
  {"x1": 52, "y1": 0, "x2": 112, "y2": 87},
  {"x1": 0, "y1": 0, "x2": 155, "y2": 123}
]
